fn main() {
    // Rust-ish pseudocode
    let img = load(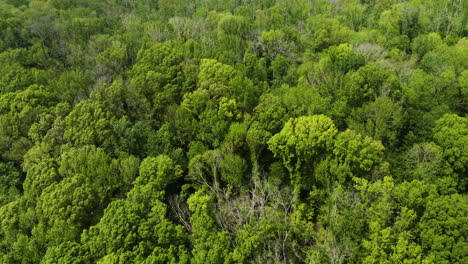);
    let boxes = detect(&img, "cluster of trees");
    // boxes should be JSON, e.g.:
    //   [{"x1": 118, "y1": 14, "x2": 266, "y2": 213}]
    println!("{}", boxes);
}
[{"x1": 0, "y1": 0, "x2": 467, "y2": 263}]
